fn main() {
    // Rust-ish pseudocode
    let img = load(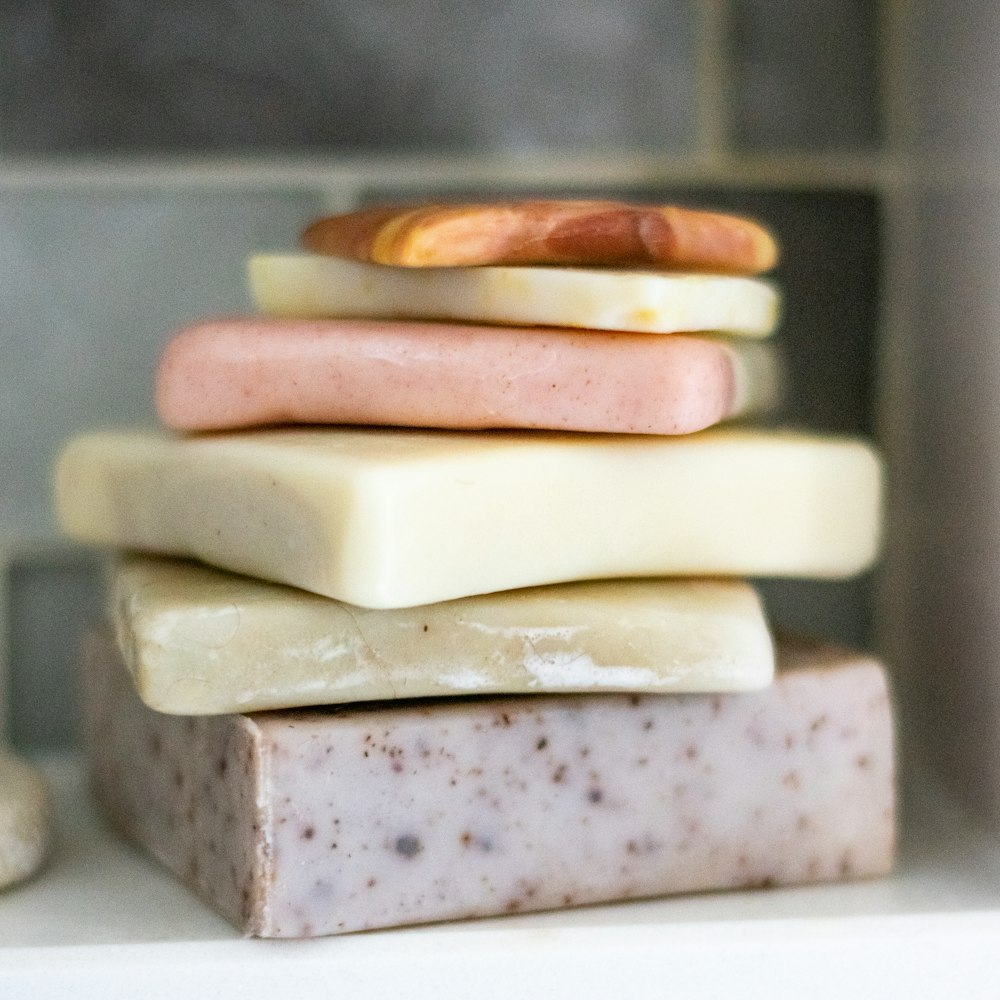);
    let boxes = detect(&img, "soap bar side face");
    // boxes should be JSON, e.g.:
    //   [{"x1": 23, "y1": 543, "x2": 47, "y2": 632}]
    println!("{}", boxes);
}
[
  {"x1": 57, "y1": 428, "x2": 882, "y2": 608},
  {"x1": 248, "y1": 256, "x2": 781, "y2": 338},
  {"x1": 111, "y1": 557, "x2": 775, "y2": 714},
  {"x1": 83, "y1": 631, "x2": 895, "y2": 937},
  {"x1": 299, "y1": 200, "x2": 779, "y2": 274},
  {"x1": 82, "y1": 630, "x2": 266, "y2": 932},
  {"x1": 154, "y1": 317, "x2": 781, "y2": 435}
]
